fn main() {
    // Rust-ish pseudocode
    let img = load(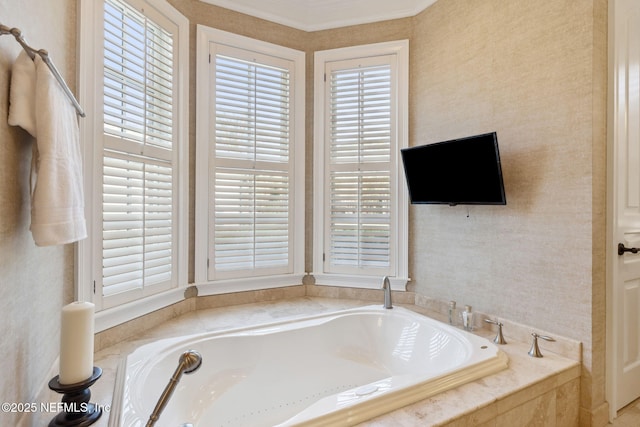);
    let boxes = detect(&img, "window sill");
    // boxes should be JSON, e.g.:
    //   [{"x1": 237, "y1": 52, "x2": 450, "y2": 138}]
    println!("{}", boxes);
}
[
  {"x1": 312, "y1": 274, "x2": 409, "y2": 291},
  {"x1": 196, "y1": 274, "x2": 307, "y2": 296},
  {"x1": 95, "y1": 287, "x2": 186, "y2": 333}
]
